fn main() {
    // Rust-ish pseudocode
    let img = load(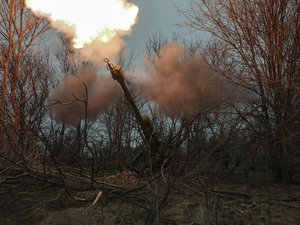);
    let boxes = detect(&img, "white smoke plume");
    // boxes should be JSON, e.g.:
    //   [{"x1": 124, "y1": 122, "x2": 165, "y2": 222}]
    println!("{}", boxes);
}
[
  {"x1": 50, "y1": 66, "x2": 121, "y2": 124},
  {"x1": 26, "y1": 0, "x2": 139, "y2": 63},
  {"x1": 78, "y1": 36, "x2": 126, "y2": 63},
  {"x1": 139, "y1": 42, "x2": 231, "y2": 116},
  {"x1": 45, "y1": 19, "x2": 127, "y2": 63}
]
